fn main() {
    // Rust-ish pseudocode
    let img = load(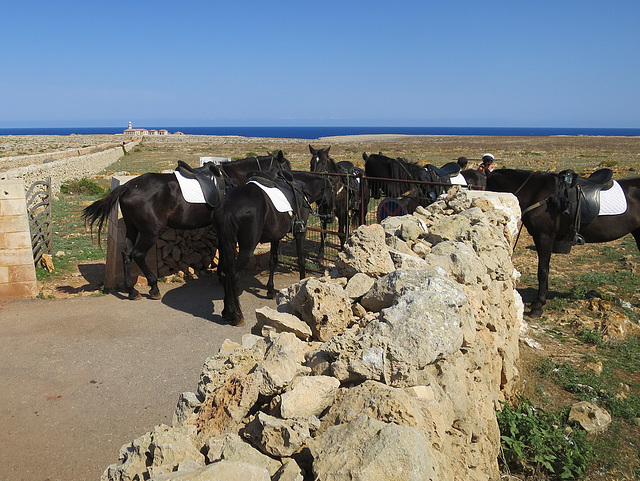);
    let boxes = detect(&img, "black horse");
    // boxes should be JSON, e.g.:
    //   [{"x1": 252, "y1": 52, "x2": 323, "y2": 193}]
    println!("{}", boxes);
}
[
  {"x1": 220, "y1": 151, "x2": 291, "y2": 184},
  {"x1": 309, "y1": 145, "x2": 370, "y2": 253},
  {"x1": 214, "y1": 170, "x2": 334, "y2": 326},
  {"x1": 363, "y1": 152, "x2": 436, "y2": 213},
  {"x1": 461, "y1": 169, "x2": 487, "y2": 190},
  {"x1": 487, "y1": 168, "x2": 640, "y2": 317},
  {"x1": 83, "y1": 162, "x2": 231, "y2": 300}
]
